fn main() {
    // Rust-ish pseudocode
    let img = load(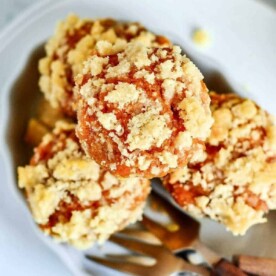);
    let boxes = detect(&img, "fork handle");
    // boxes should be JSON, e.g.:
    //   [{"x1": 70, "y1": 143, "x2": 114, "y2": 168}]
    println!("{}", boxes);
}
[
  {"x1": 192, "y1": 241, "x2": 246, "y2": 275},
  {"x1": 233, "y1": 255, "x2": 276, "y2": 276},
  {"x1": 212, "y1": 259, "x2": 247, "y2": 276}
]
